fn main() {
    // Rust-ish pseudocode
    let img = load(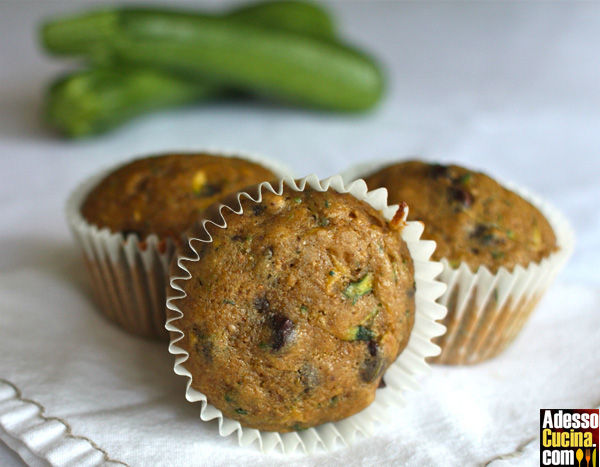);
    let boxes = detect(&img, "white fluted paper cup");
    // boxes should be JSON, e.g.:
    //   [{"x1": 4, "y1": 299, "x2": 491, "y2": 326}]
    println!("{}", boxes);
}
[
  {"x1": 66, "y1": 150, "x2": 292, "y2": 340},
  {"x1": 342, "y1": 159, "x2": 575, "y2": 365},
  {"x1": 165, "y1": 174, "x2": 447, "y2": 454}
]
